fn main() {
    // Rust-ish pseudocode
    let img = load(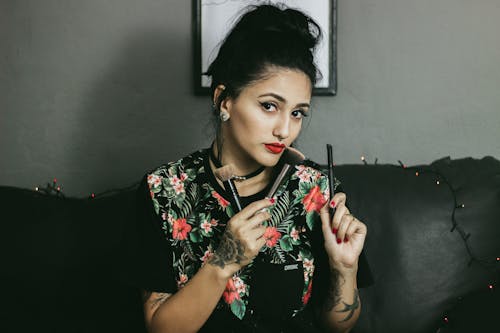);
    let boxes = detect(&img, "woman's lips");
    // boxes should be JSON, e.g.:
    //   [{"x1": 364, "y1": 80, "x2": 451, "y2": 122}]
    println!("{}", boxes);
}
[{"x1": 264, "y1": 143, "x2": 286, "y2": 154}]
